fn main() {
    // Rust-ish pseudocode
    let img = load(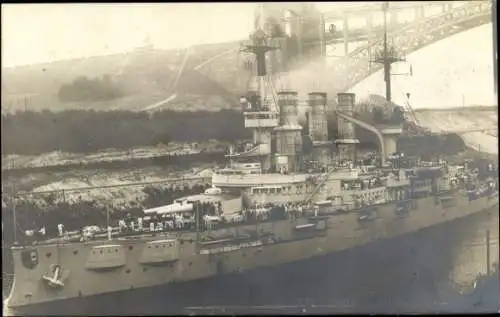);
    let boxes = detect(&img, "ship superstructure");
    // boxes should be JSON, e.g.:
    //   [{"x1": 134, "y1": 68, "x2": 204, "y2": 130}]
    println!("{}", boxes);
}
[
  {"x1": 213, "y1": 21, "x2": 334, "y2": 192},
  {"x1": 307, "y1": 92, "x2": 333, "y2": 168}
]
